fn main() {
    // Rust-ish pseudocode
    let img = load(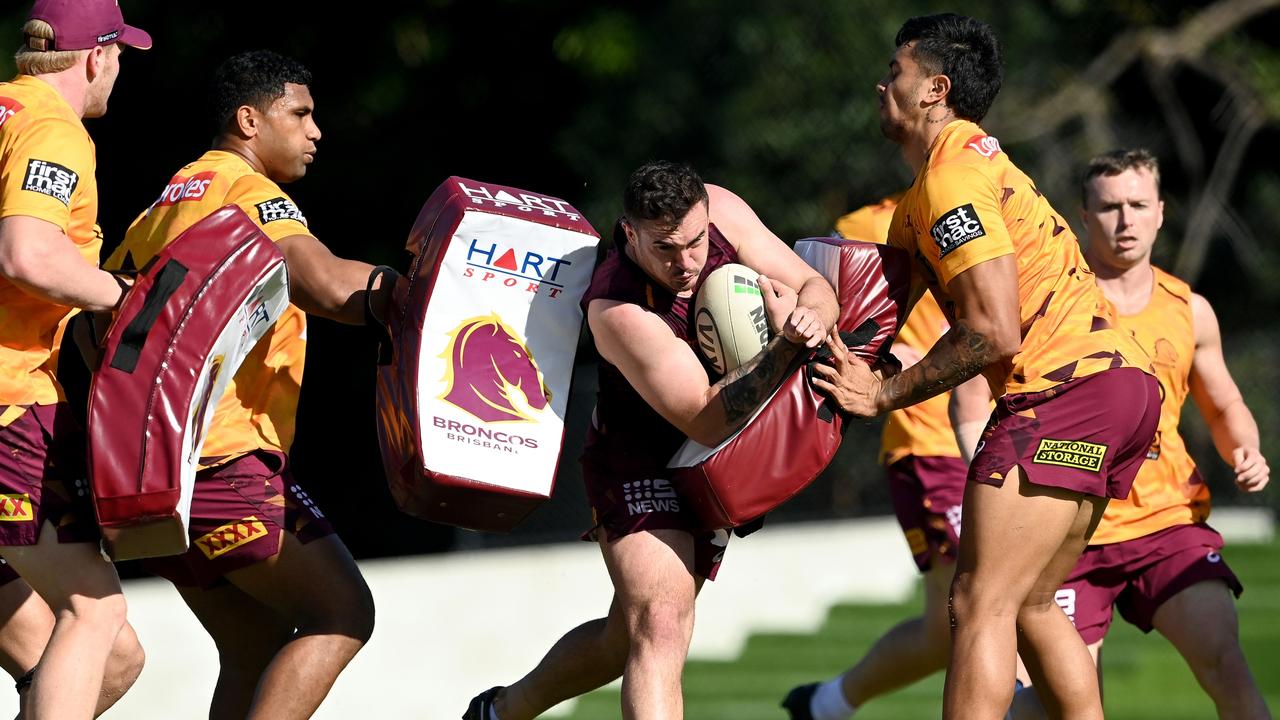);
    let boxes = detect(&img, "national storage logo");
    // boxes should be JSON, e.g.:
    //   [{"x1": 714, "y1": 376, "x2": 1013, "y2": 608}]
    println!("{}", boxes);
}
[{"x1": 1032, "y1": 438, "x2": 1108, "y2": 472}]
